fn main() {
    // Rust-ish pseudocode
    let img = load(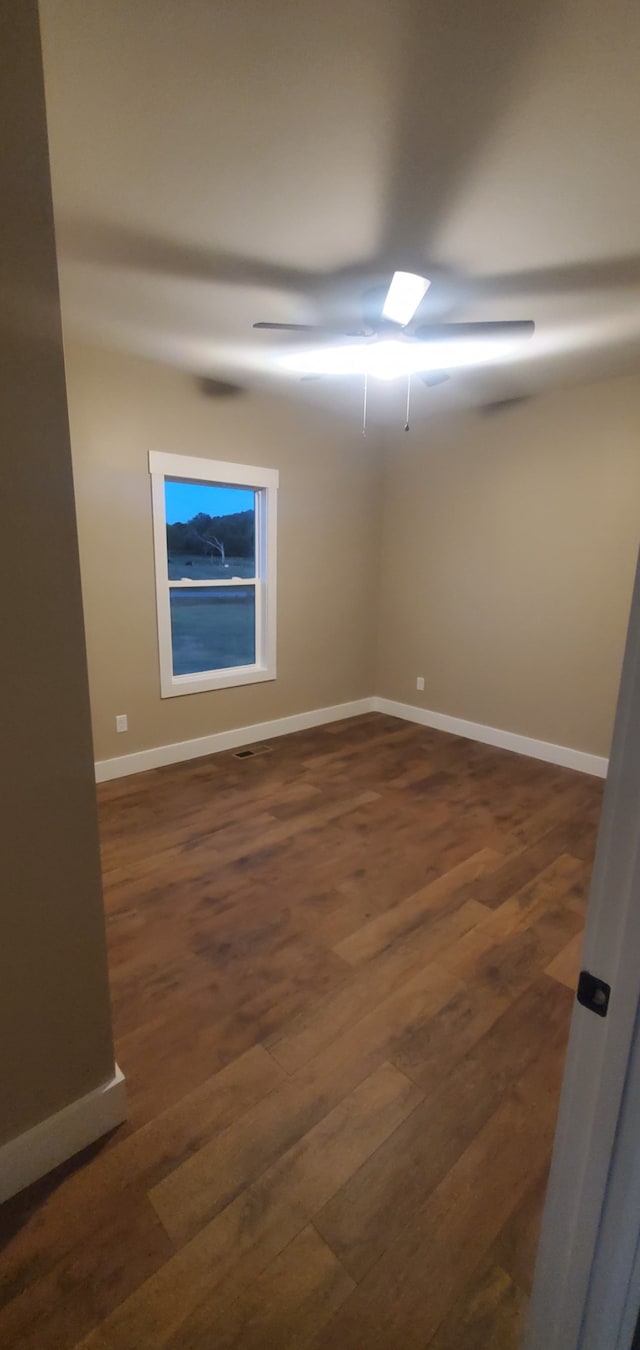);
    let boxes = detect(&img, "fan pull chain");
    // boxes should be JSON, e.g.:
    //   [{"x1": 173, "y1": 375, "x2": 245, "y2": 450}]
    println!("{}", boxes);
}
[
  {"x1": 362, "y1": 372, "x2": 368, "y2": 436},
  {"x1": 405, "y1": 373, "x2": 412, "y2": 432}
]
